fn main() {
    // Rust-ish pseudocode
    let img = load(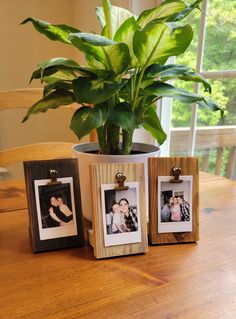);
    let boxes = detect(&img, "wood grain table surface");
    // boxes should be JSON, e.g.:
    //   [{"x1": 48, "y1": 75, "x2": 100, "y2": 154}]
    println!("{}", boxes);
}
[{"x1": 0, "y1": 172, "x2": 236, "y2": 319}]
